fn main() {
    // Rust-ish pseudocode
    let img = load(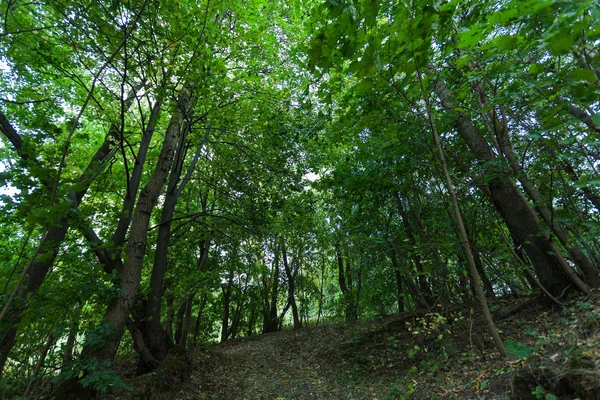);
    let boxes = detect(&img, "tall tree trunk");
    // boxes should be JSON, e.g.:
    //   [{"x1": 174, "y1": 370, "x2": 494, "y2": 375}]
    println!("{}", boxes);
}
[
  {"x1": 433, "y1": 76, "x2": 588, "y2": 296},
  {"x1": 77, "y1": 87, "x2": 194, "y2": 377},
  {"x1": 178, "y1": 294, "x2": 195, "y2": 348},
  {"x1": 23, "y1": 332, "x2": 54, "y2": 398},
  {"x1": 463, "y1": 225, "x2": 495, "y2": 298},
  {"x1": 423, "y1": 93, "x2": 506, "y2": 357},
  {"x1": 0, "y1": 116, "x2": 125, "y2": 375},
  {"x1": 229, "y1": 272, "x2": 249, "y2": 339},
  {"x1": 317, "y1": 251, "x2": 326, "y2": 324},
  {"x1": 390, "y1": 244, "x2": 428, "y2": 310},
  {"x1": 263, "y1": 250, "x2": 280, "y2": 333},
  {"x1": 174, "y1": 300, "x2": 186, "y2": 346},
  {"x1": 143, "y1": 124, "x2": 210, "y2": 368},
  {"x1": 486, "y1": 101, "x2": 600, "y2": 288},
  {"x1": 221, "y1": 270, "x2": 233, "y2": 342},
  {"x1": 192, "y1": 294, "x2": 207, "y2": 346},
  {"x1": 282, "y1": 242, "x2": 301, "y2": 329},
  {"x1": 394, "y1": 194, "x2": 433, "y2": 304},
  {"x1": 165, "y1": 291, "x2": 175, "y2": 341},
  {"x1": 335, "y1": 243, "x2": 357, "y2": 322},
  {"x1": 562, "y1": 159, "x2": 600, "y2": 214},
  {"x1": 247, "y1": 299, "x2": 256, "y2": 337},
  {"x1": 395, "y1": 269, "x2": 404, "y2": 313}
]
